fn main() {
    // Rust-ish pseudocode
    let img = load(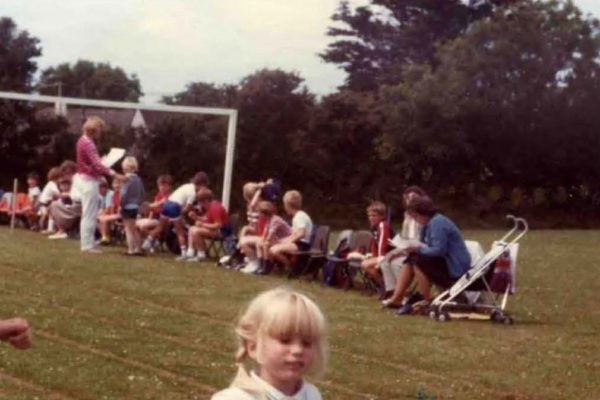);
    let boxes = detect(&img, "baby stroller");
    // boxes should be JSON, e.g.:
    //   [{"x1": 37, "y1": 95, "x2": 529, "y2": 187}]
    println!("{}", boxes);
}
[{"x1": 428, "y1": 215, "x2": 528, "y2": 324}]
